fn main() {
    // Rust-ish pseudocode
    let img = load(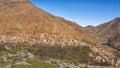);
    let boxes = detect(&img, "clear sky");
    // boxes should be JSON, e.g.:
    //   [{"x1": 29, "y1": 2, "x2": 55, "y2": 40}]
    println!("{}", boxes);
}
[{"x1": 29, "y1": 0, "x2": 120, "y2": 27}]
